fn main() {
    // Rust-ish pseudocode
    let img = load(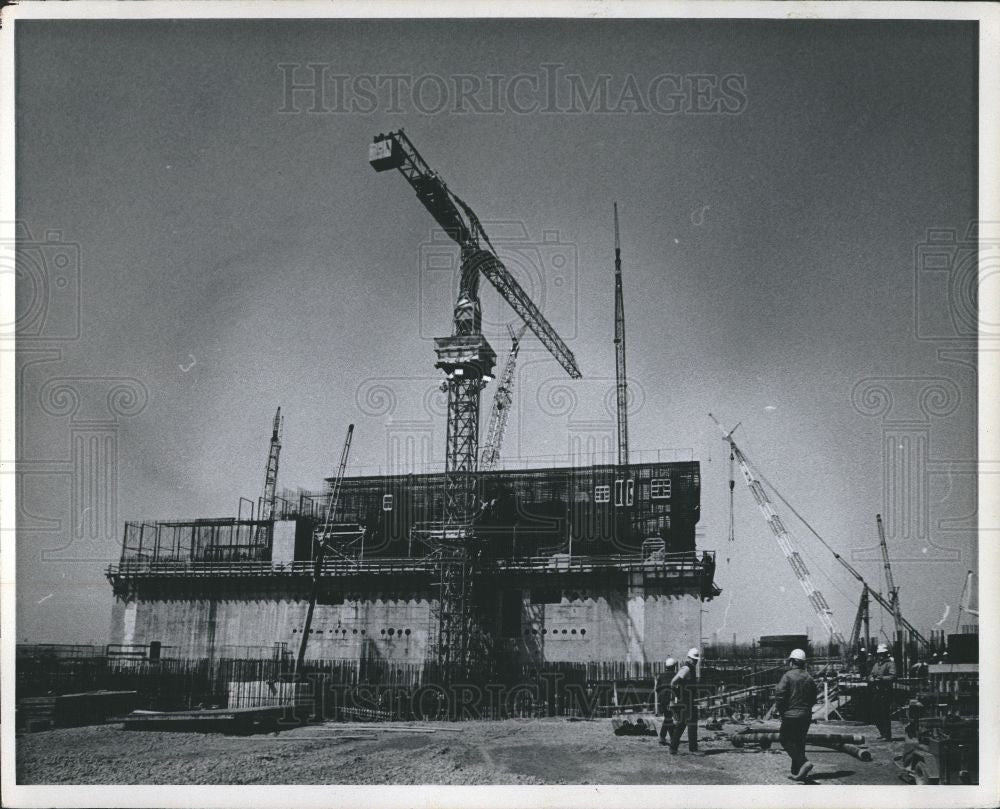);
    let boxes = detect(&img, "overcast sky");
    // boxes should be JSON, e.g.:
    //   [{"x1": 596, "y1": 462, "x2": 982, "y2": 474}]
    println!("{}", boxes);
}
[{"x1": 15, "y1": 18, "x2": 979, "y2": 647}]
